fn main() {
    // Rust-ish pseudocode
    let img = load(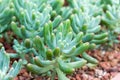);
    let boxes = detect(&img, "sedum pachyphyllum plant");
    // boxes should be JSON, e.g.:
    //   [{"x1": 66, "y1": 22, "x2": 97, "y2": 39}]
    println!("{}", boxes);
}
[
  {"x1": 12, "y1": 0, "x2": 52, "y2": 38},
  {"x1": 11, "y1": 0, "x2": 62, "y2": 39},
  {"x1": 70, "y1": 10, "x2": 108, "y2": 45},
  {"x1": 99, "y1": 0, "x2": 120, "y2": 11},
  {"x1": 26, "y1": 20, "x2": 93, "y2": 80},
  {"x1": 67, "y1": 0, "x2": 103, "y2": 17},
  {"x1": 102, "y1": 5, "x2": 120, "y2": 31},
  {"x1": 0, "y1": 47, "x2": 22, "y2": 80},
  {"x1": 8, "y1": 39, "x2": 37, "y2": 64},
  {"x1": 64, "y1": 1, "x2": 108, "y2": 46},
  {"x1": 31, "y1": 0, "x2": 64, "y2": 13},
  {"x1": 0, "y1": 0, "x2": 14, "y2": 37},
  {"x1": 101, "y1": 4, "x2": 120, "y2": 46}
]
